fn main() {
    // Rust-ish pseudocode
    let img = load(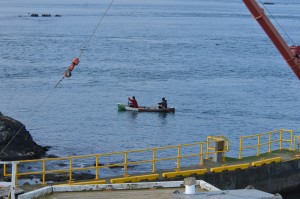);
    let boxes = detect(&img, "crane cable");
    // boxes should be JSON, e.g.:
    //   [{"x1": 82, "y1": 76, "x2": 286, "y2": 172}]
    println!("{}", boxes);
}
[
  {"x1": 55, "y1": 0, "x2": 114, "y2": 88},
  {"x1": 78, "y1": 0, "x2": 114, "y2": 59},
  {"x1": 258, "y1": 0, "x2": 295, "y2": 45},
  {"x1": 0, "y1": 0, "x2": 114, "y2": 156}
]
